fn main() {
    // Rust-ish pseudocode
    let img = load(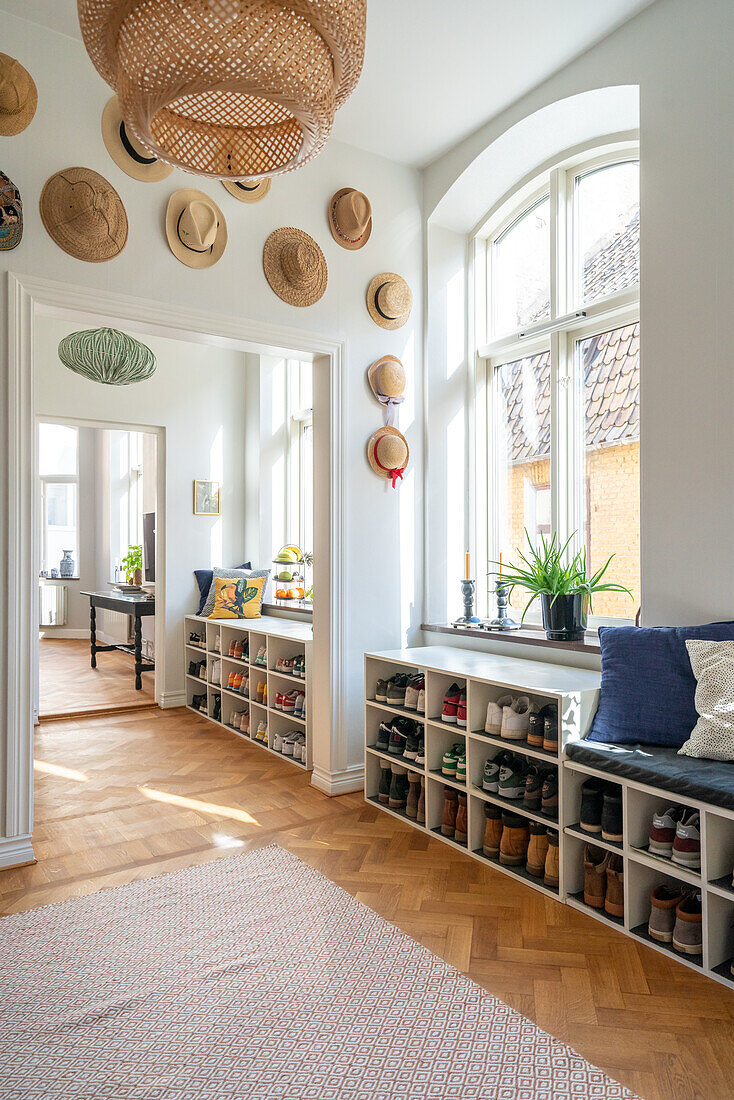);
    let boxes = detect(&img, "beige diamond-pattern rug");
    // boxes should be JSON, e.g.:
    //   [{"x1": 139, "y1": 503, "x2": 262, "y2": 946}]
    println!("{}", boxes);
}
[{"x1": 0, "y1": 845, "x2": 638, "y2": 1099}]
